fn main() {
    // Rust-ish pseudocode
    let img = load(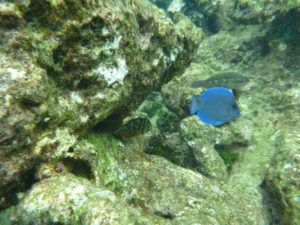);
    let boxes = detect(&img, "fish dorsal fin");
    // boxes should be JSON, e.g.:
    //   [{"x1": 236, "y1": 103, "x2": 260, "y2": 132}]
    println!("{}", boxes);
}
[
  {"x1": 197, "y1": 110, "x2": 224, "y2": 126},
  {"x1": 202, "y1": 87, "x2": 233, "y2": 102},
  {"x1": 190, "y1": 94, "x2": 202, "y2": 115}
]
